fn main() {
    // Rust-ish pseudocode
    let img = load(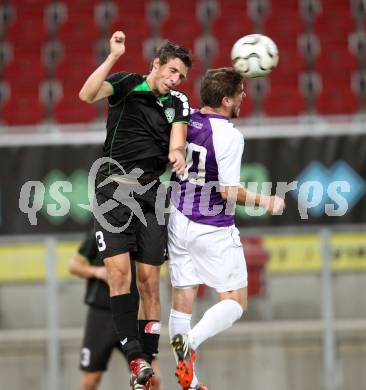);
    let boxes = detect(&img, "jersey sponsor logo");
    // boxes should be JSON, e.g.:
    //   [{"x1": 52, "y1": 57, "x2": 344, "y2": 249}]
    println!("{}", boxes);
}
[
  {"x1": 80, "y1": 348, "x2": 91, "y2": 367},
  {"x1": 164, "y1": 108, "x2": 175, "y2": 123},
  {"x1": 189, "y1": 119, "x2": 203, "y2": 129}
]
